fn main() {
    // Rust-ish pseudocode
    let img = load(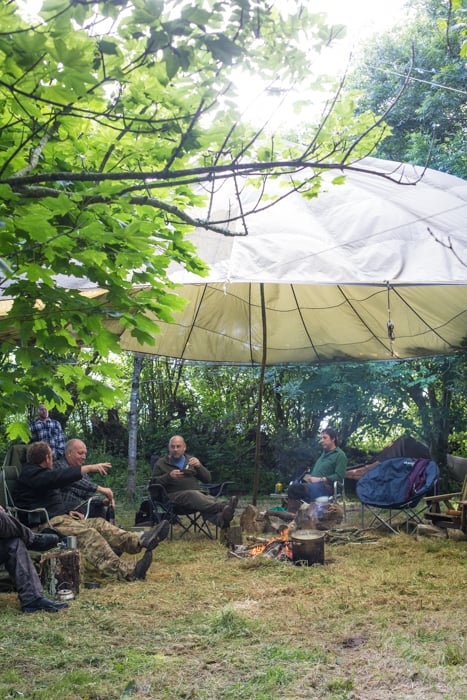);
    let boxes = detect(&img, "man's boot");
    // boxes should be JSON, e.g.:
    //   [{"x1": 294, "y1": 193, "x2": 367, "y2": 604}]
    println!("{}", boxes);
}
[{"x1": 286, "y1": 499, "x2": 302, "y2": 514}]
